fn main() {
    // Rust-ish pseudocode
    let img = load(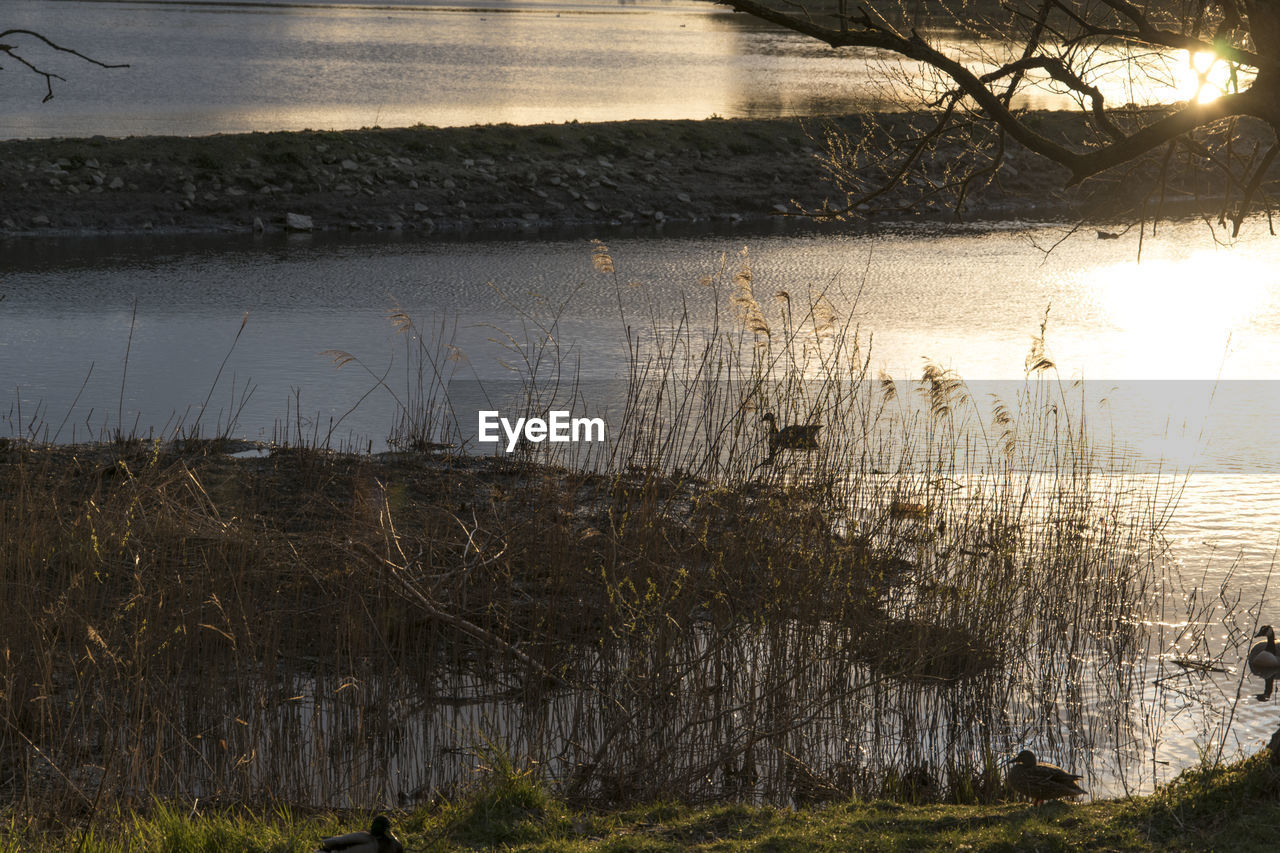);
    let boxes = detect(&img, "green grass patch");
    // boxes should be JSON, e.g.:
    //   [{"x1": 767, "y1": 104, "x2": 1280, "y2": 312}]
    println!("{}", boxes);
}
[{"x1": 8, "y1": 754, "x2": 1279, "y2": 851}]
